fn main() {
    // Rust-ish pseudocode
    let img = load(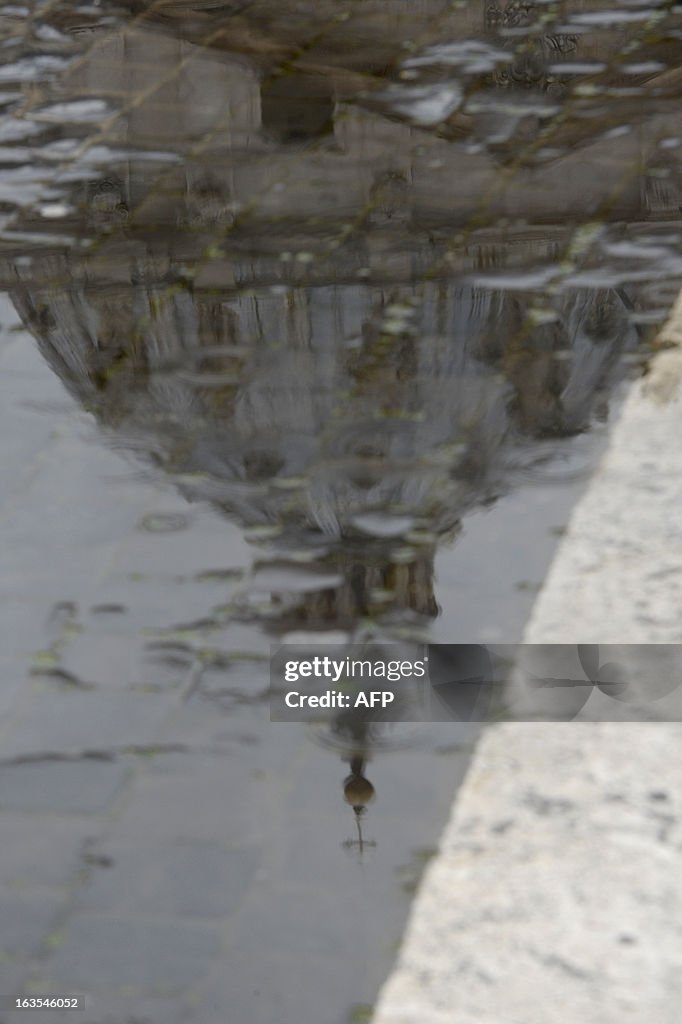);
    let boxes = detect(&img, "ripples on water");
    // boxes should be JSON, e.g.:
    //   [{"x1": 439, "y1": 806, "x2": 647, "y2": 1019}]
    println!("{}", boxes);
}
[{"x1": 0, "y1": 1, "x2": 681, "y2": 1019}]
